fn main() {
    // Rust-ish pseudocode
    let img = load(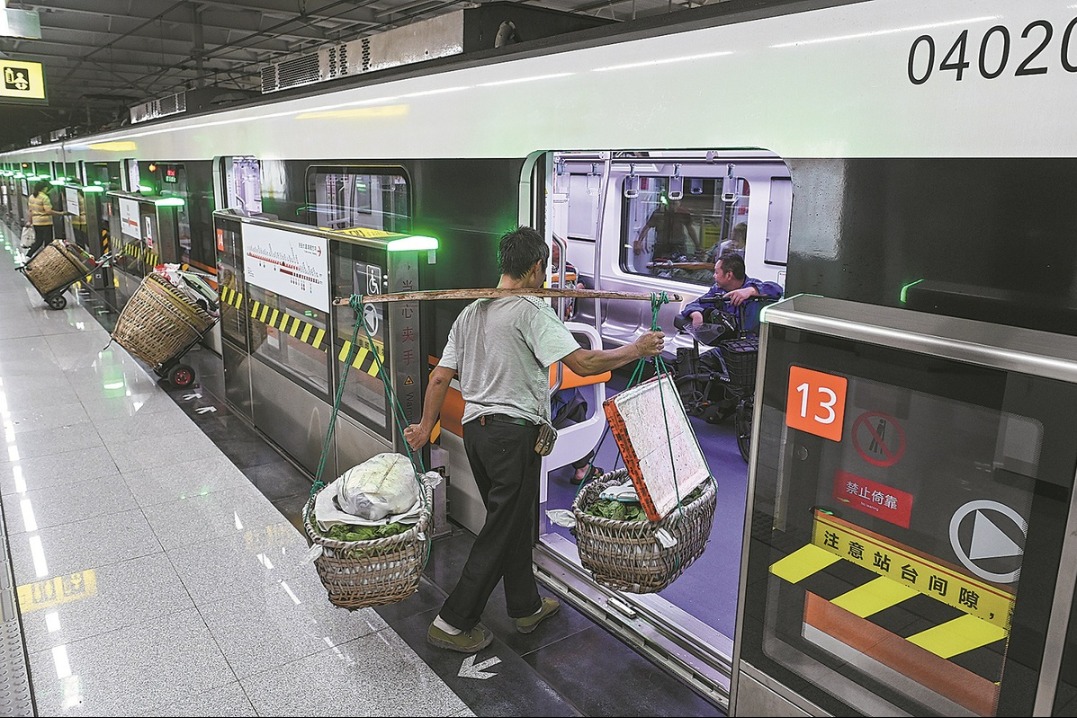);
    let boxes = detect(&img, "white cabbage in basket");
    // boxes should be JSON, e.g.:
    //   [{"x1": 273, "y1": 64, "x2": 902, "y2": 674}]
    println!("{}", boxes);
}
[{"x1": 337, "y1": 453, "x2": 419, "y2": 521}]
